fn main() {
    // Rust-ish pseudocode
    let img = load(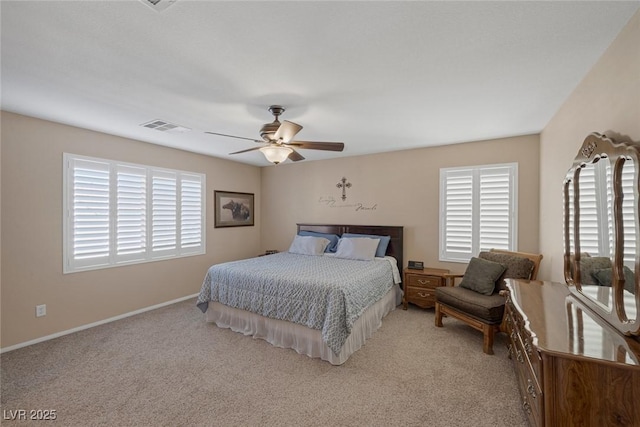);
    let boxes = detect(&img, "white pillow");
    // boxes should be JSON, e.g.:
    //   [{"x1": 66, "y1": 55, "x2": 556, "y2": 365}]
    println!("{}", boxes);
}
[
  {"x1": 334, "y1": 237, "x2": 380, "y2": 261},
  {"x1": 288, "y1": 235, "x2": 330, "y2": 256}
]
